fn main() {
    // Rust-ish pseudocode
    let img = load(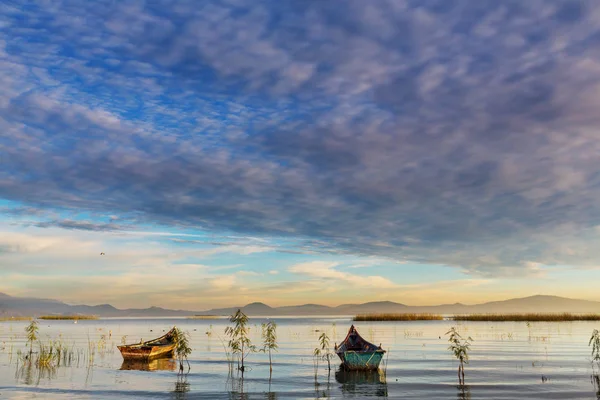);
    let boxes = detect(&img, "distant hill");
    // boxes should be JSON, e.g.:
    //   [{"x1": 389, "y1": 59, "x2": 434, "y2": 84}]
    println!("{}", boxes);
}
[
  {"x1": 195, "y1": 295, "x2": 600, "y2": 316},
  {"x1": 0, "y1": 292, "x2": 196, "y2": 317},
  {"x1": 0, "y1": 292, "x2": 599, "y2": 317}
]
